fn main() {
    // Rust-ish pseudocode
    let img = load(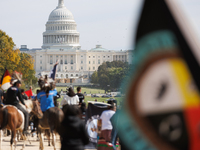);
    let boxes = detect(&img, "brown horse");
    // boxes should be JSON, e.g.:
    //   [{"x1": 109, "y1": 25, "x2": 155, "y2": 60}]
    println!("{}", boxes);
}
[
  {"x1": 38, "y1": 107, "x2": 64, "y2": 150},
  {"x1": 0, "y1": 100, "x2": 43, "y2": 150}
]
